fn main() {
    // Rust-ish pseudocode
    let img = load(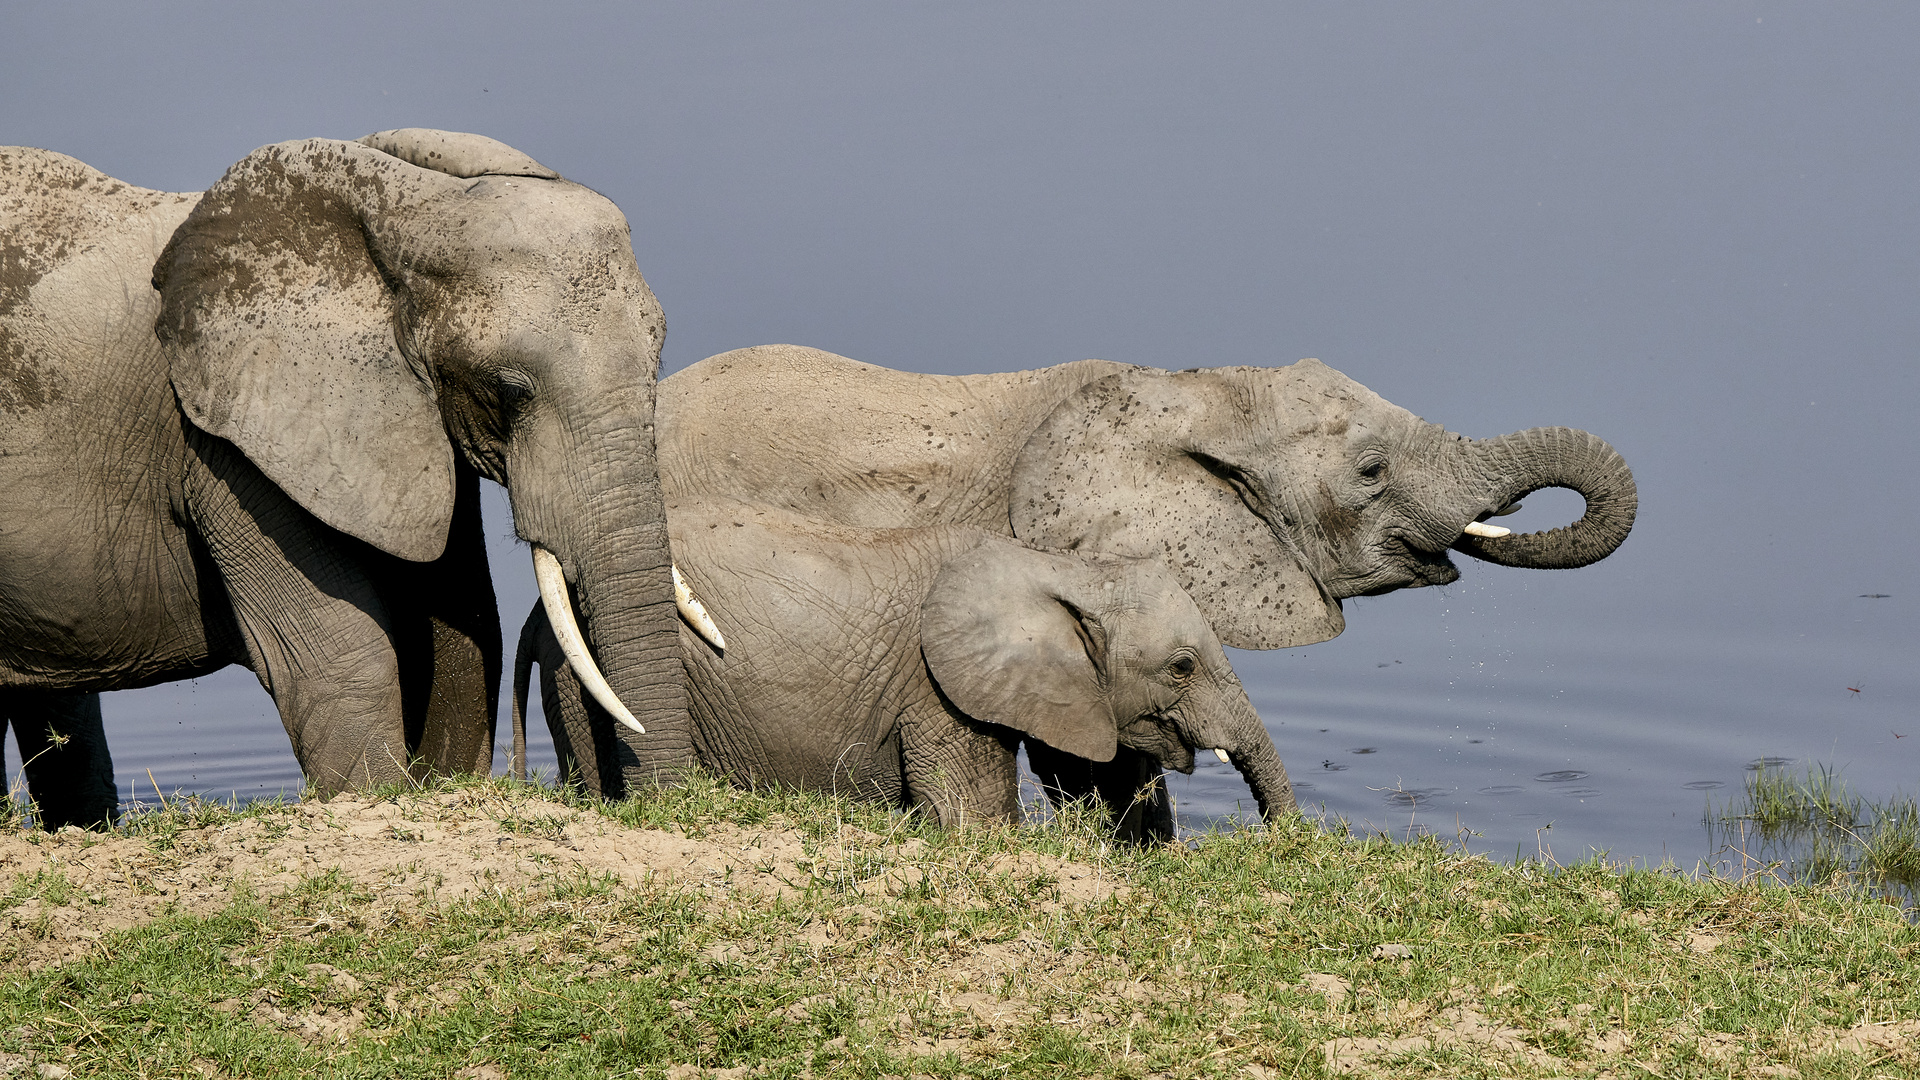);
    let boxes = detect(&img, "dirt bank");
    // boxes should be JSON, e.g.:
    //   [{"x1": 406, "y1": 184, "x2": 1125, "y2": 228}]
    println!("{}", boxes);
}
[{"x1": 0, "y1": 787, "x2": 1117, "y2": 974}]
